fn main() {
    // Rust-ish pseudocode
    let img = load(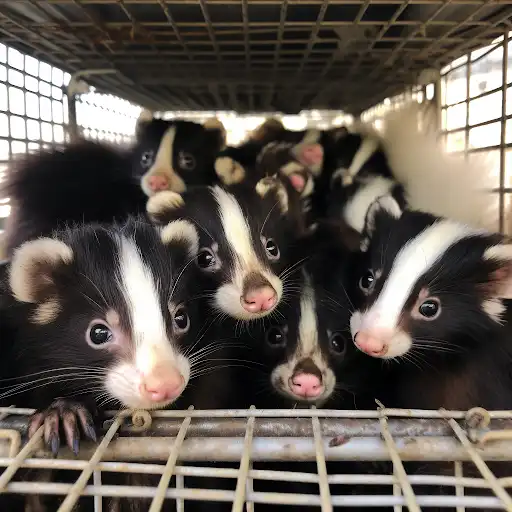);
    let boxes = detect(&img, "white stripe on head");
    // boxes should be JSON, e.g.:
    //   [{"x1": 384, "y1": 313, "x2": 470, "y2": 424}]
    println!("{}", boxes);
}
[
  {"x1": 213, "y1": 185, "x2": 255, "y2": 267},
  {"x1": 118, "y1": 237, "x2": 185, "y2": 376},
  {"x1": 302, "y1": 129, "x2": 321, "y2": 145},
  {"x1": 152, "y1": 126, "x2": 176, "y2": 174},
  {"x1": 359, "y1": 220, "x2": 483, "y2": 332},
  {"x1": 297, "y1": 280, "x2": 319, "y2": 356}
]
